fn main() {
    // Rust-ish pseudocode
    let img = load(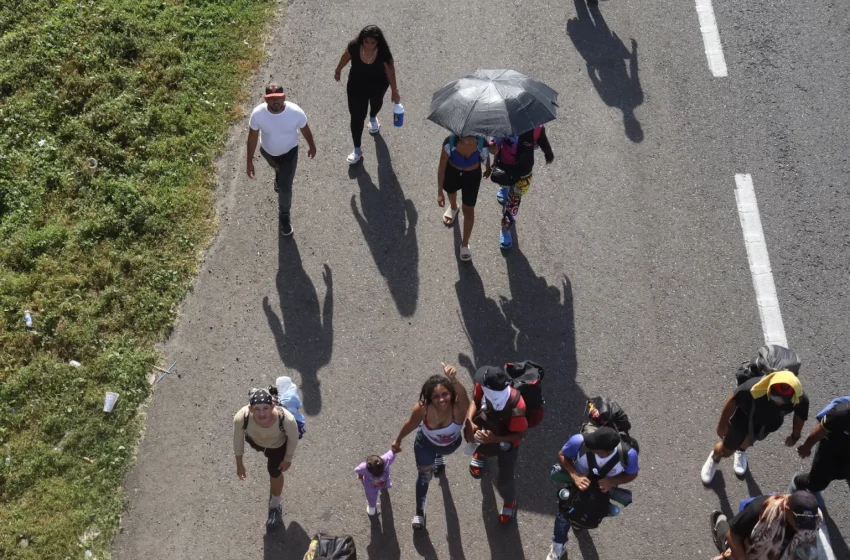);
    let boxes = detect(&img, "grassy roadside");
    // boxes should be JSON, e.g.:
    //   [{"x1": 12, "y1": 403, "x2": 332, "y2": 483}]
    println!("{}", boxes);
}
[{"x1": 0, "y1": 0, "x2": 276, "y2": 557}]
